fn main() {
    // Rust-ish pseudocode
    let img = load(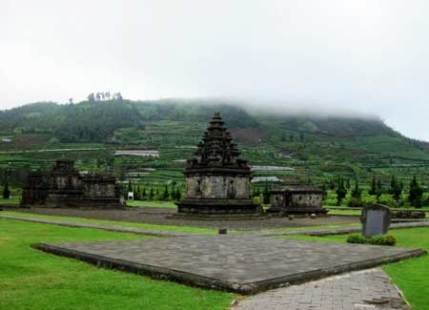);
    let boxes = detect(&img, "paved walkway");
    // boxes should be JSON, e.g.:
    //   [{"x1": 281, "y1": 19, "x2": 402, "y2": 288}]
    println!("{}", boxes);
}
[{"x1": 233, "y1": 268, "x2": 409, "y2": 310}]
